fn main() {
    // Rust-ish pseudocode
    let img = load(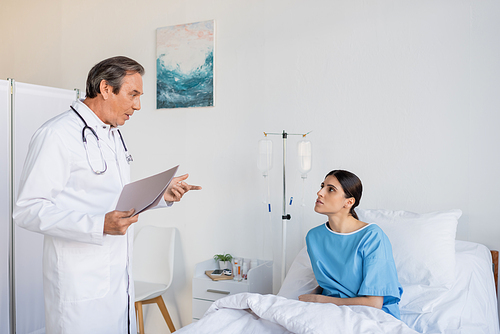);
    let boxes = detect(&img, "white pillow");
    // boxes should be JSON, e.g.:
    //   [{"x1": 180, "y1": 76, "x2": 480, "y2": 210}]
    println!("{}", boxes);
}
[
  {"x1": 355, "y1": 208, "x2": 461, "y2": 289},
  {"x1": 278, "y1": 246, "x2": 317, "y2": 300}
]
